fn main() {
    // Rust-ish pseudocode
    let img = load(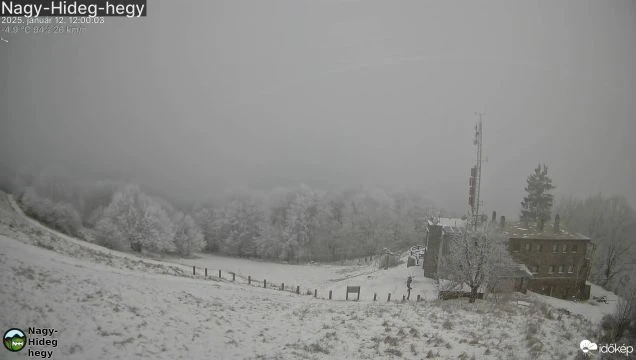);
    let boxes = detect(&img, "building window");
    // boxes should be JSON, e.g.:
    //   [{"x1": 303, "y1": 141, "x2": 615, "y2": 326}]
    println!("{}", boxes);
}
[
  {"x1": 558, "y1": 265, "x2": 564, "y2": 273},
  {"x1": 548, "y1": 265, "x2": 554, "y2": 274},
  {"x1": 568, "y1": 264, "x2": 574, "y2": 273},
  {"x1": 571, "y1": 244, "x2": 577, "y2": 253},
  {"x1": 537, "y1": 244, "x2": 543, "y2": 252},
  {"x1": 525, "y1": 243, "x2": 531, "y2": 252},
  {"x1": 562, "y1": 244, "x2": 568, "y2": 253},
  {"x1": 512, "y1": 243, "x2": 520, "y2": 252},
  {"x1": 552, "y1": 244, "x2": 558, "y2": 253}
]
